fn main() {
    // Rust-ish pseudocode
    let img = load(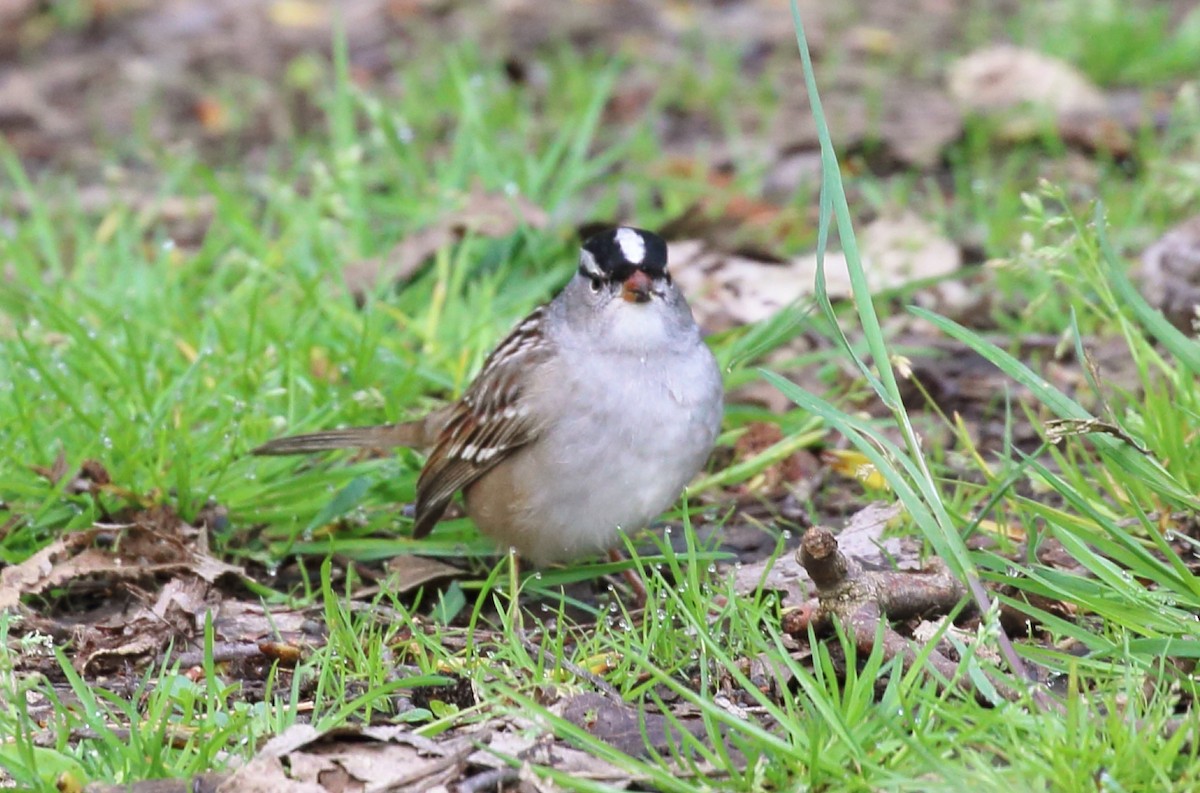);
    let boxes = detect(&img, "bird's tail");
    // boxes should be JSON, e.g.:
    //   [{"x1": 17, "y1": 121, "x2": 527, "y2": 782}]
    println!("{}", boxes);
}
[{"x1": 251, "y1": 422, "x2": 430, "y2": 456}]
